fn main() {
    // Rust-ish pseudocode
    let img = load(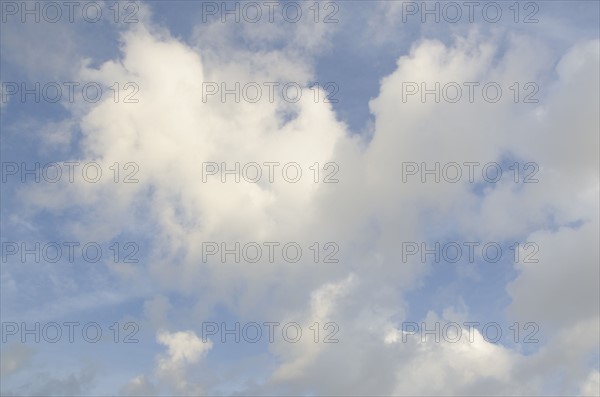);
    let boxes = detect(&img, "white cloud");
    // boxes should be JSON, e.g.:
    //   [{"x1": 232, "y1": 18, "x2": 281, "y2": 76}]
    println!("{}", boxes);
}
[
  {"x1": 4, "y1": 6, "x2": 598, "y2": 395},
  {"x1": 154, "y1": 330, "x2": 212, "y2": 395},
  {"x1": 120, "y1": 375, "x2": 158, "y2": 396},
  {"x1": 580, "y1": 371, "x2": 600, "y2": 397}
]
